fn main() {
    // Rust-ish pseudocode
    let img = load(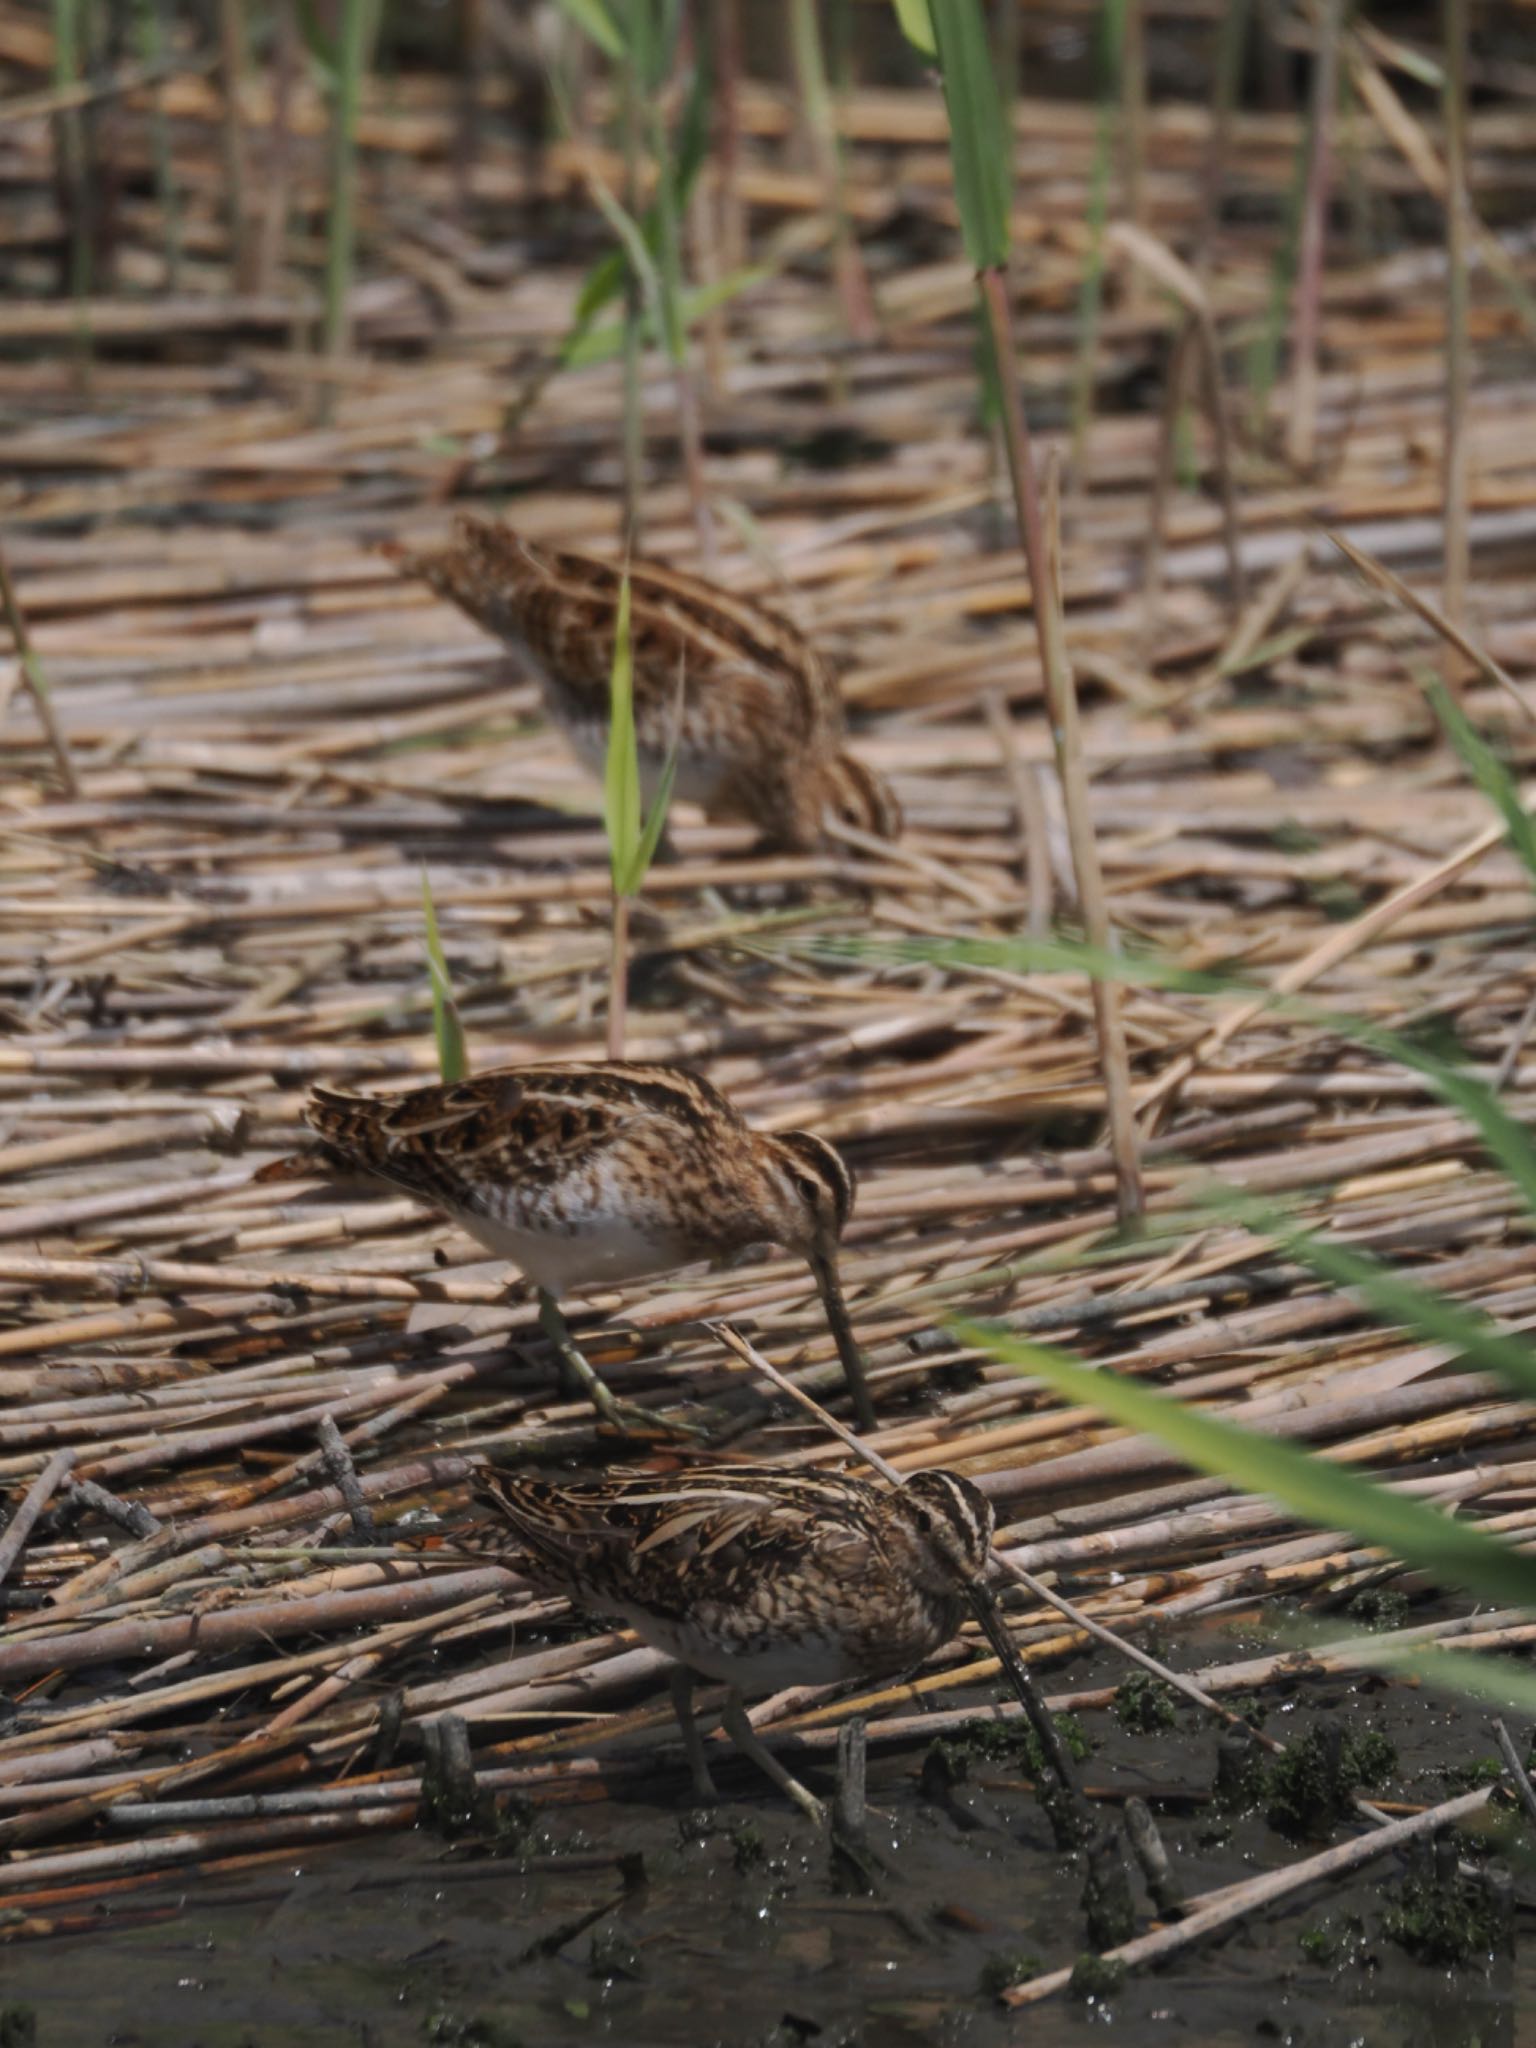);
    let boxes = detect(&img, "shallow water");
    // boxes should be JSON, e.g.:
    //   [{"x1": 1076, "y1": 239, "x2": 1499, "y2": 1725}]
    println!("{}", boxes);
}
[{"x1": 7, "y1": 1649, "x2": 1530, "y2": 2048}]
